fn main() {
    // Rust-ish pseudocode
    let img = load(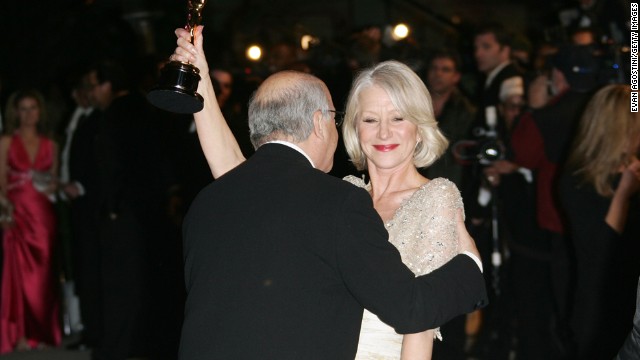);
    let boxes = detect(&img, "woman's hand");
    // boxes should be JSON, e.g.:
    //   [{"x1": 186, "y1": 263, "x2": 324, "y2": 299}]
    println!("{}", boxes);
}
[
  {"x1": 0, "y1": 197, "x2": 14, "y2": 228},
  {"x1": 171, "y1": 26, "x2": 209, "y2": 78},
  {"x1": 617, "y1": 157, "x2": 640, "y2": 200},
  {"x1": 168, "y1": 25, "x2": 246, "y2": 178}
]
